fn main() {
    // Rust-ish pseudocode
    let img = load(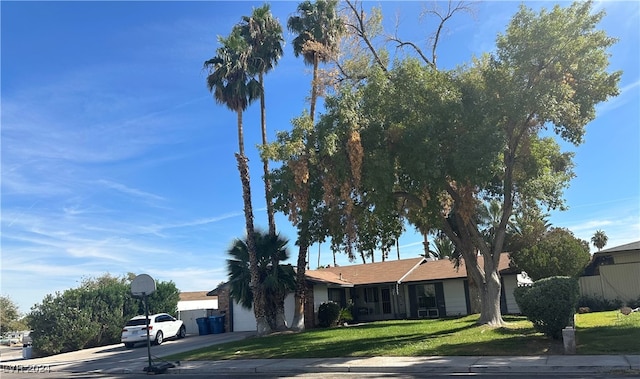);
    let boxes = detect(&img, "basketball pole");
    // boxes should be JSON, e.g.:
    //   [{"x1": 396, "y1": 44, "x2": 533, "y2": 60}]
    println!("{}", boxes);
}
[{"x1": 144, "y1": 292, "x2": 152, "y2": 372}]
